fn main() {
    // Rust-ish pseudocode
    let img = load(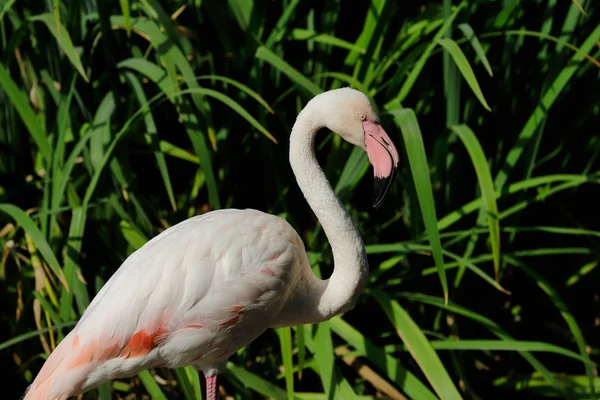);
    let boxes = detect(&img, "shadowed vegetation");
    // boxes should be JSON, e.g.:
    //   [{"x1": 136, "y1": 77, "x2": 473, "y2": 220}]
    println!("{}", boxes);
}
[{"x1": 1, "y1": 0, "x2": 599, "y2": 398}]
